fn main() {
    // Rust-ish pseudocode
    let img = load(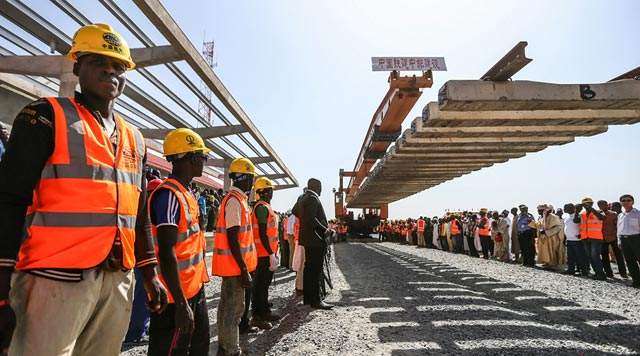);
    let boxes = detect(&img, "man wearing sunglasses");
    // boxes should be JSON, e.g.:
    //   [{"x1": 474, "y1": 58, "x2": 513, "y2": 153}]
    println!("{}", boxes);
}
[
  {"x1": 617, "y1": 194, "x2": 640, "y2": 288},
  {"x1": 147, "y1": 128, "x2": 211, "y2": 355}
]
